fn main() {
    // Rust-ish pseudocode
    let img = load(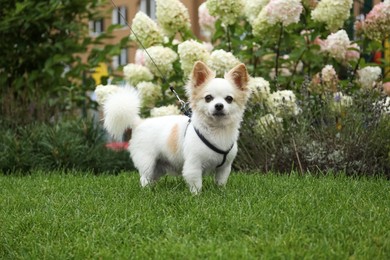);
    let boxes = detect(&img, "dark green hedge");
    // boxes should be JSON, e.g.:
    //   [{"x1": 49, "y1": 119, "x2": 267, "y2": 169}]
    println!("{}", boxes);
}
[{"x1": 0, "y1": 119, "x2": 134, "y2": 174}]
